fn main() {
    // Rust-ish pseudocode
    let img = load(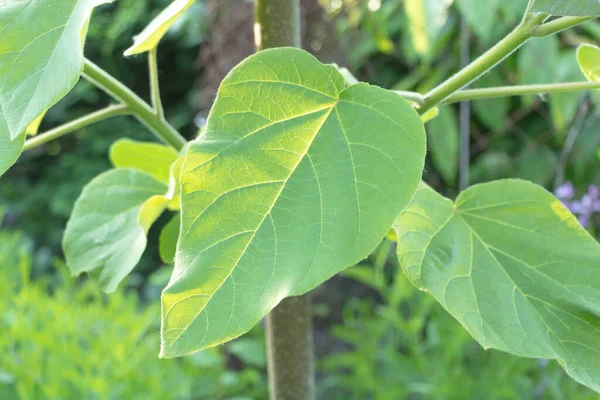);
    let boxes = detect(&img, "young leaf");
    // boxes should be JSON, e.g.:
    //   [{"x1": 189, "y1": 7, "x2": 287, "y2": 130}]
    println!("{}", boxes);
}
[
  {"x1": 577, "y1": 43, "x2": 600, "y2": 82},
  {"x1": 426, "y1": 107, "x2": 458, "y2": 186},
  {"x1": 26, "y1": 111, "x2": 47, "y2": 137},
  {"x1": 530, "y1": 0, "x2": 600, "y2": 16},
  {"x1": 394, "y1": 180, "x2": 600, "y2": 393},
  {"x1": 160, "y1": 48, "x2": 426, "y2": 357},
  {"x1": 109, "y1": 139, "x2": 179, "y2": 184},
  {"x1": 160, "y1": 215, "x2": 180, "y2": 264},
  {"x1": 0, "y1": 0, "x2": 109, "y2": 176},
  {"x1": 124, "y1": 0, "x2": 195, "y2": 56},
  {"x1": 64, "y1": 169, "x2": 168, "y2": 292}
]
